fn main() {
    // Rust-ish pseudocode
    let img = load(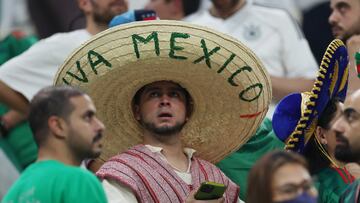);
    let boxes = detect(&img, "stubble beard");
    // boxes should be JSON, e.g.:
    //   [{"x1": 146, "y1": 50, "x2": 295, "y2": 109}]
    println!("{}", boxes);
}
[
  {"x1": 93, "y1": 10, "x2": 116, "y2": 25},
  {"x1": 91, "y1": 1, "x2": 126, "y2": 25},
  {"x1": 340, "y1": 17, "x2": 360, "y2": 42},
  {"x1": 212, "y1": 0, "x2": 241, "y2": 11},
  {"x1": 68, "y1": 129, "x2": 102, "y2": 161},
  {"x1": 142, "y1": 121, "x2": 185, "y2": 137},
  {"x1": 334, "y1": 133, "x2": 360, "y2": 162}
]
